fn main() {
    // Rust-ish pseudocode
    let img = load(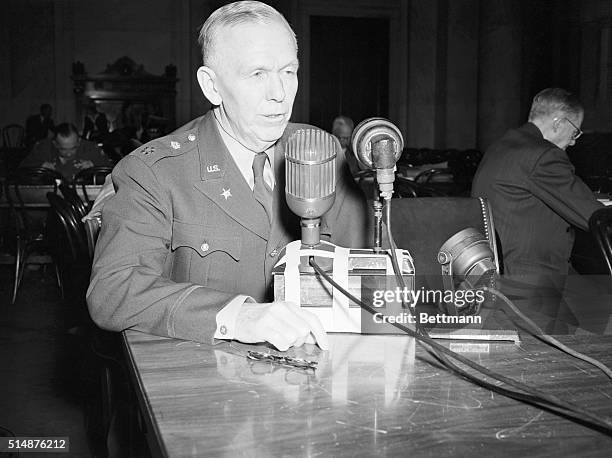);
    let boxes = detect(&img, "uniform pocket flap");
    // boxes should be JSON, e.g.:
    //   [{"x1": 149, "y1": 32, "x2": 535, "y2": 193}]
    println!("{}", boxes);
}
[{"x1": 172, "y1": 220, "x2": 241, "y2": 260}]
